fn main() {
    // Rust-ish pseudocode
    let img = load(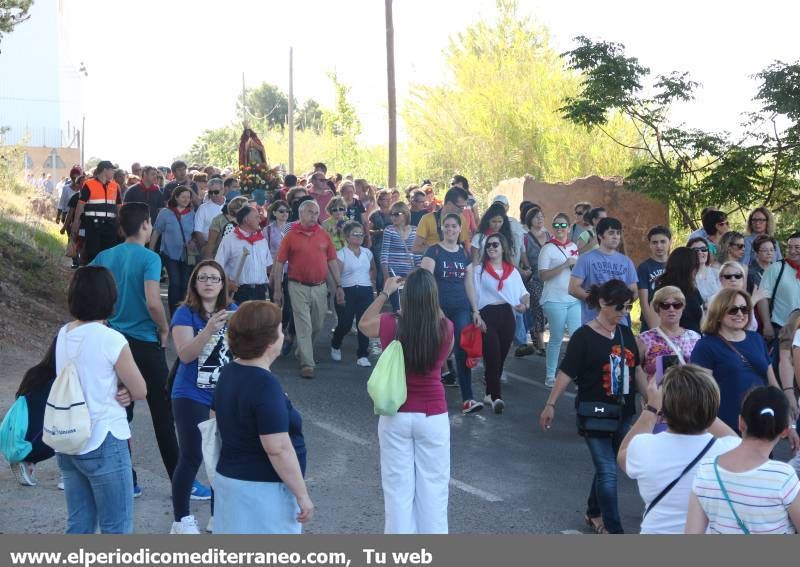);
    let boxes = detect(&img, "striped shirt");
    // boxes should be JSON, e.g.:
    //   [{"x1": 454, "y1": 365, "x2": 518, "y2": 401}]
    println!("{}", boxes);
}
[
  {"x1": 692, "y1": 458, "x2": 799, "y2": 534},
  {"x1": 215, "y1": 230, "x2": 273, "y2": 285},
  {"x1": 380, "y1": 225, "x2": 420, "y2": 276}
]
